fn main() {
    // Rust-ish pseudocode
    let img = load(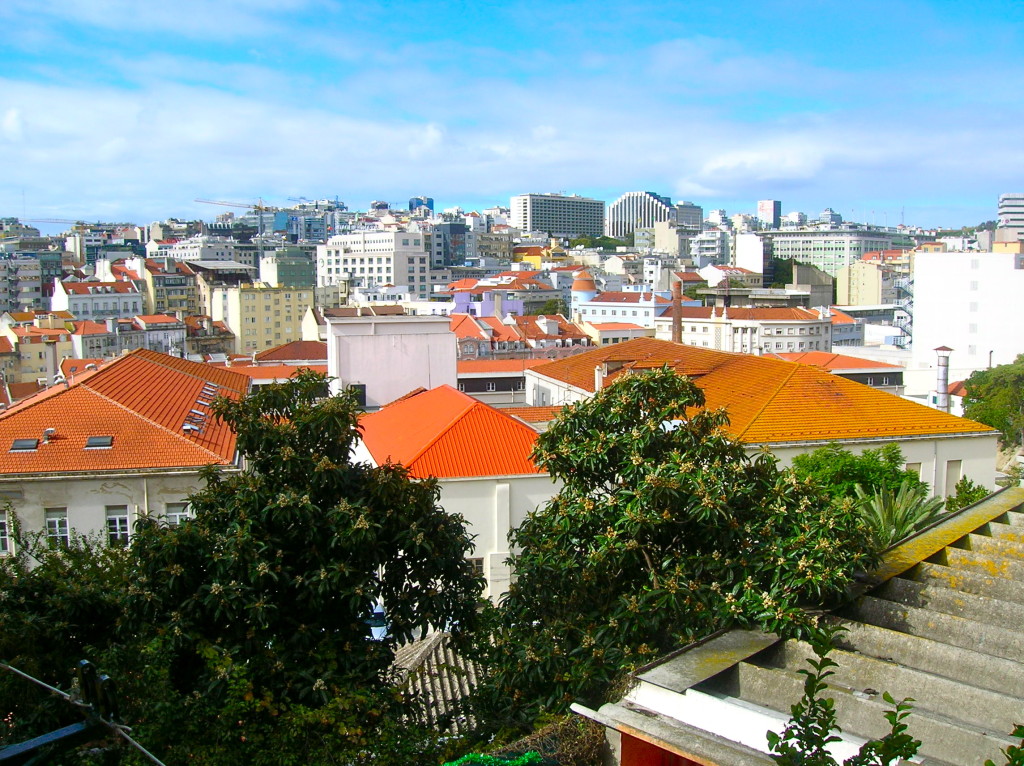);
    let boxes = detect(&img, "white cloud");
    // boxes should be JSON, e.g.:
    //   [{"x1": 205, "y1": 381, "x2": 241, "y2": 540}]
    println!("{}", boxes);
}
[{"x1": 1, "y1": 109, "x2": 23, "y2": 142}]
